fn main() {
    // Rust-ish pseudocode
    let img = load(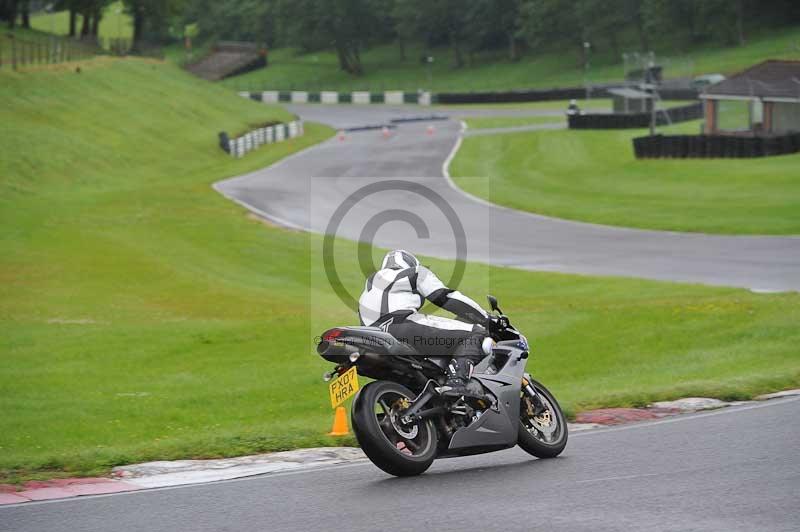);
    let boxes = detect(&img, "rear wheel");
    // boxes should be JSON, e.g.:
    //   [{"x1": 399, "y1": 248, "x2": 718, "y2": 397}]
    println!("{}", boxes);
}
[
  {"x1": 517, "y1": 378, "x2": 568, "y2": 458},
  {"x1": 351, "y1": 381, "x2": 438, "y2": 476}
]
